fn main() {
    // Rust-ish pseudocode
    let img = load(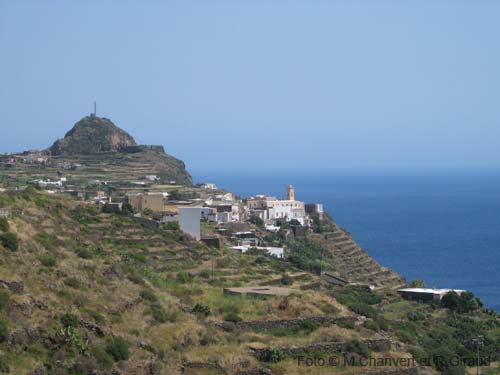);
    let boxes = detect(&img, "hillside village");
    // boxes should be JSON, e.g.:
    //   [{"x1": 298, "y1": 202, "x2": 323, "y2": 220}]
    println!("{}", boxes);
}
[{"x1": 0, "y1": 115, "x2": 498, "y2": 375}]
